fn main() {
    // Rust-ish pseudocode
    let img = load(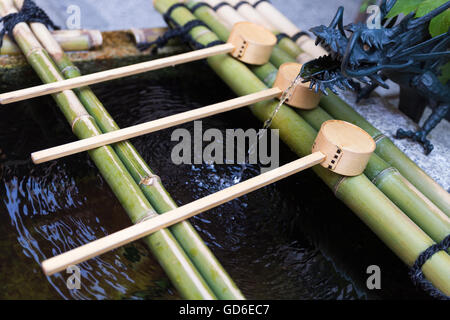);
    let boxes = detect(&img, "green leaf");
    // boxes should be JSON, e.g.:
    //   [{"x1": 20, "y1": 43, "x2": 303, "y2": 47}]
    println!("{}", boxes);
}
[
  {"x1": 429, "y1": 9, "x2": 450, "y2": 37},
  {"x1": 439, "y1": 62, "x2": 450, "y2": 85},
  {"x1": 416, "y1": 0, "x2": 450, "y2": 37},
  {"x1": 386, "y1": 0, "x2": 423, "y2": 18},
  {"x1": 416, "y1": 0, "x2": 447, "y2": 17}
]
